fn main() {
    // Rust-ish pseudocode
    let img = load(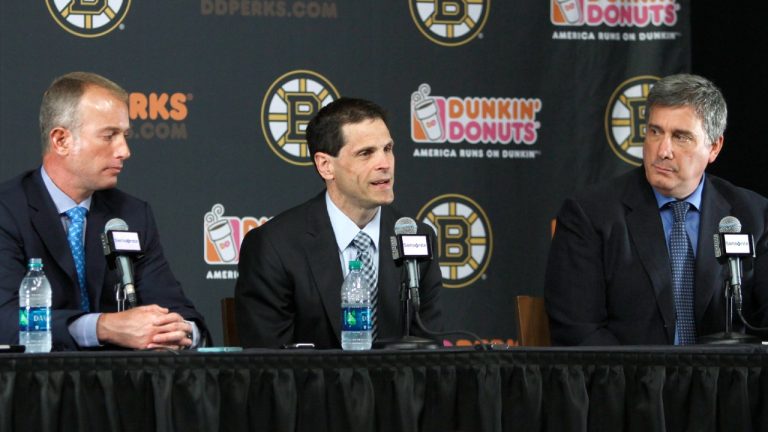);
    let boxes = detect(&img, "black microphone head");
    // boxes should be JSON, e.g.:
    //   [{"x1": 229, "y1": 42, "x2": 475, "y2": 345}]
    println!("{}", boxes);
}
[
  {"x1": 394, "y1": 217, "x2": 418, "y2": 235},
  {"x1": 718, "y1": 216, "x2": 741, "y2": 233},
  {"x1": 105, "y1": 218, "x2": 129, "y2": 232}
]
